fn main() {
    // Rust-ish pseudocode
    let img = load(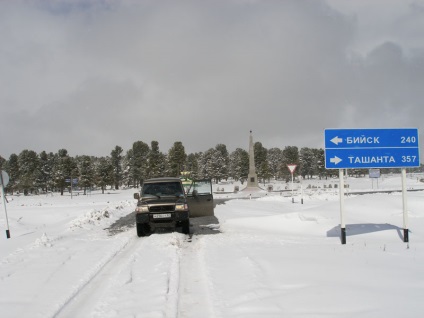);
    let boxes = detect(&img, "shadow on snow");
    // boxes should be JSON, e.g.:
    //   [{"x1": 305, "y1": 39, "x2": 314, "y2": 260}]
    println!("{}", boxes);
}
[
  {"x1": 106, "y1": 212, "x2": 220, "y2": 237},
  {"x1": 327, "y1": 223, "x2": 406, "y2": 241}
]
